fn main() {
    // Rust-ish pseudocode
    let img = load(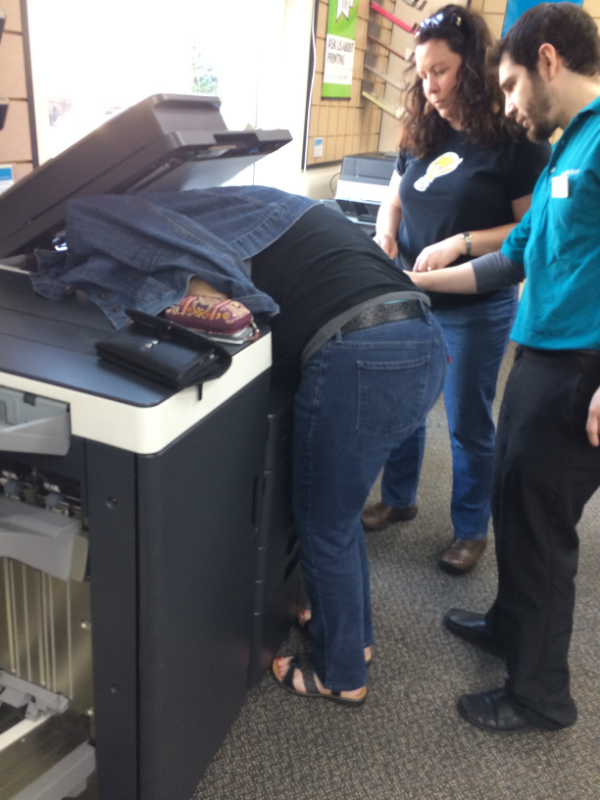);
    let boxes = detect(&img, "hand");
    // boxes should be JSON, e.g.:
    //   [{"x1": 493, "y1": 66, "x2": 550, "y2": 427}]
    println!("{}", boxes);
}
[
  {"x1": 586, "y1": 385, "x2": 600, "y2": 446},
  {"x1": 374, "y1": 233, "x2": 399, "y2": 260},
  {"x1": 413, "y1": 234, "x2": 464, "y2": 273}
]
